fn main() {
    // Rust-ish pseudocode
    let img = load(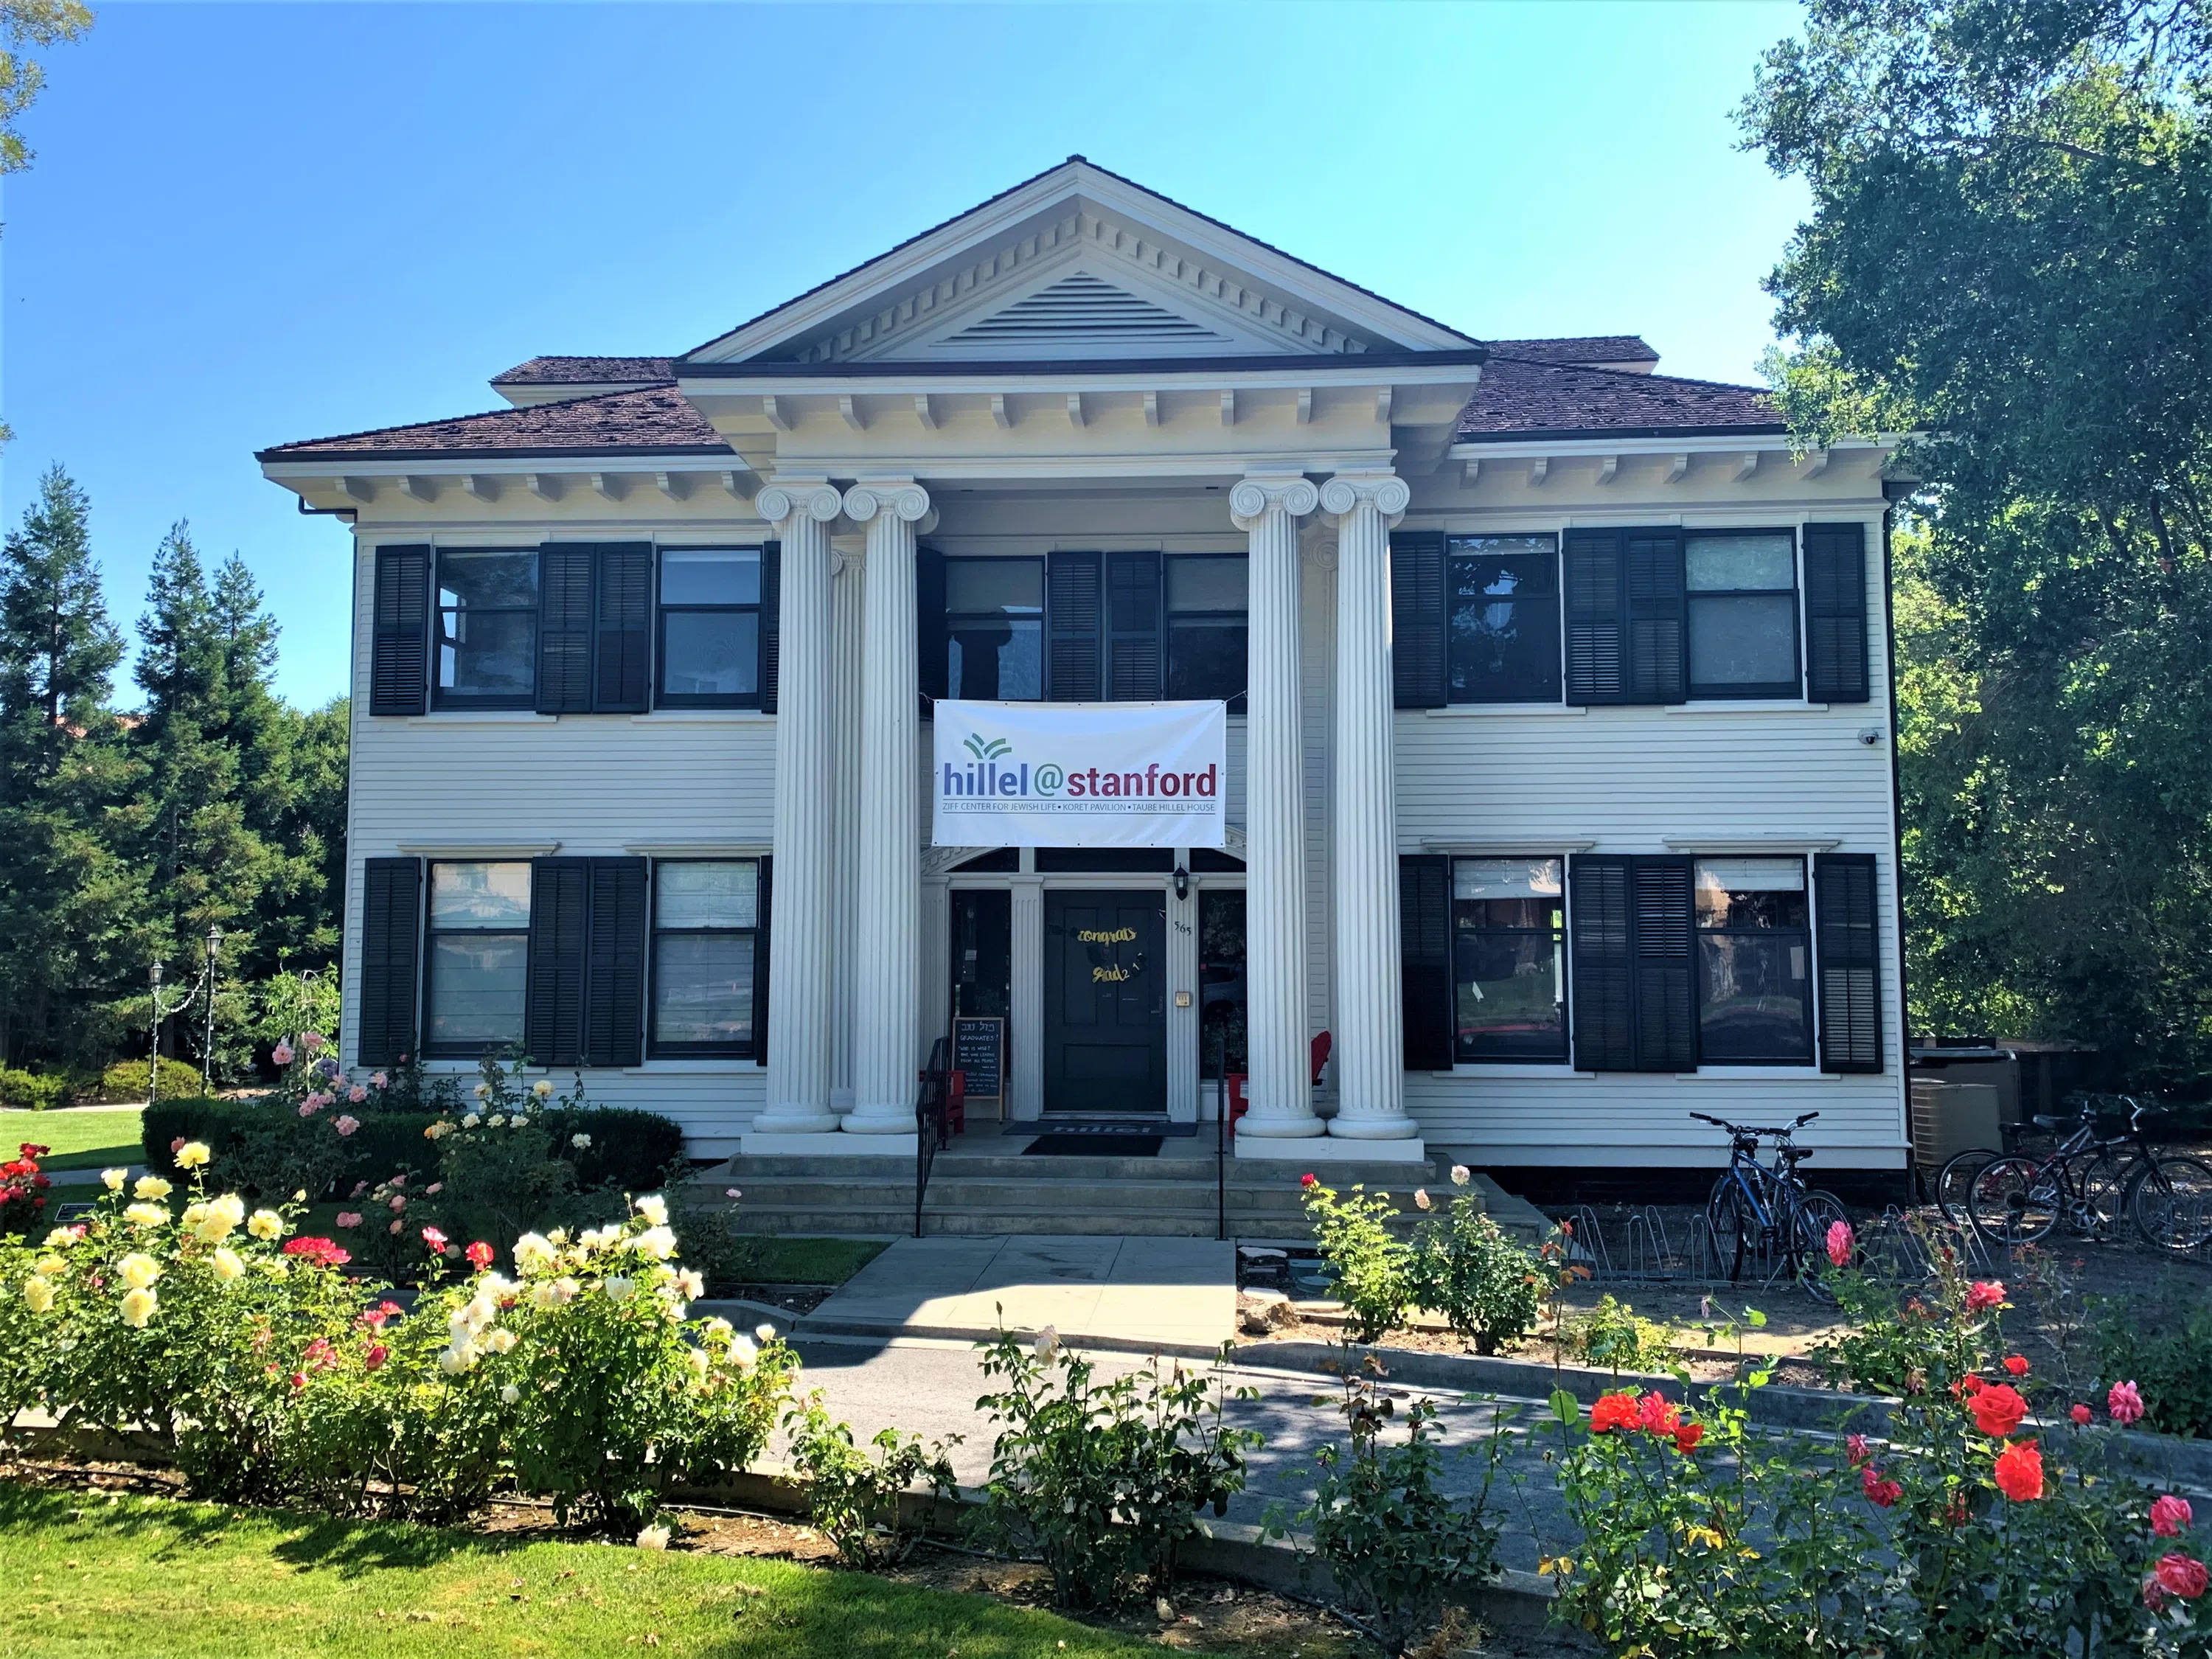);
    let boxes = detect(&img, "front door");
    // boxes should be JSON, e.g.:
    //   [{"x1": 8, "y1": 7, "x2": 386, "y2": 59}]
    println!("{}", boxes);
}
[{"x1": 1043, "y1": 889, "x2": 1167, "y2": 1116}]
